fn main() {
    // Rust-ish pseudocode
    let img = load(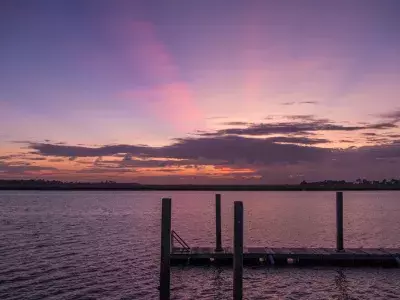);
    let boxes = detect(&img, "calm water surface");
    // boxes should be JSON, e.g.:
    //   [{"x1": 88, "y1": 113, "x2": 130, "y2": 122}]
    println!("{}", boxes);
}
[{"x1": 0, "y1": 191, "x2": 399, "y2": 299}]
